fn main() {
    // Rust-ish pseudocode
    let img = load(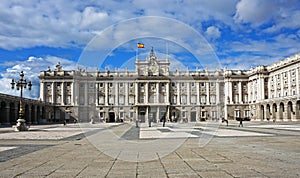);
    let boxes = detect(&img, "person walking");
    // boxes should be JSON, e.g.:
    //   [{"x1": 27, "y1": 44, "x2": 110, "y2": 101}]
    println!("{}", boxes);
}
[
  {"x1": 238, "y1": 118, "x2": 243, "y2": 127},
  {"x1": 162, "y1": 115, "x2": 166, "y2": 127}
]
